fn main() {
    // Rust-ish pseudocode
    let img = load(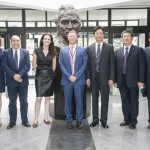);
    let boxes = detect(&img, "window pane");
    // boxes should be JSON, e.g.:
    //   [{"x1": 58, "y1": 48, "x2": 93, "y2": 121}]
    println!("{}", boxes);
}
[
  {"x1": 0, "y1": 10, "x2": 22, "y2": 21},
  {"x1": 0, "y1": 22, "x2": 6, "y2": 27},
  {"x1": 89, "y1": 10, "x2": 108, "y2": 27},
  {"x1": 78, "y1": 11, "x2": 87, "y2": 20},
  {"x1": 8, "y1": 22, "x2": 22, "y2": 27},
  {"x1": 127, "y1": 21, "x2": 138, "y2": 26},
  {"x1": 111, "y1": 21, "x2": 125, "y2": 26},
  {"x1": 37, "y1": 22, "x2": 46, "y2": 27},
  {"x1": 83, "y1": 21, "x2": 87, "y2": 27},
  {"x1": 47, "y1": 22, "x2": 50, "y2": 27},
  {"x1": 112, "y1": 9, "x2": 147, "y2": 26},
  {"x1": 26, "y1": 22, "x2": 35, "y2": 27},
  {"x1": 99, "y1": 21, "x2": 108, "y2": 26},
  {"x1": 89, "y1": 10, "x2": 108, "y2": 20},
  {"x1": 26, "y1": 10, "x2": 45, "y2": 21},
  {"x1": 51, "y1": 22, "x2": 56, "y2": 27},
  {"x1": 88, "y1": 21, "x2": 96, "y2": 27},
  {"x1": 47, "y1": 12, "x2": 57, "y2": 21}
]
